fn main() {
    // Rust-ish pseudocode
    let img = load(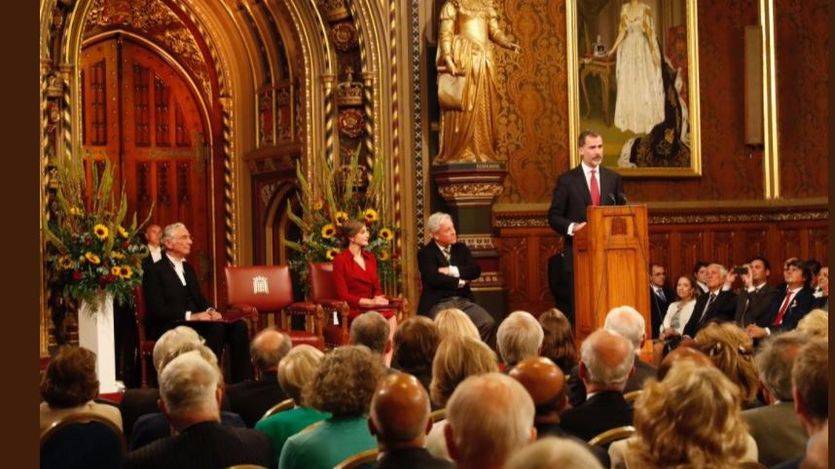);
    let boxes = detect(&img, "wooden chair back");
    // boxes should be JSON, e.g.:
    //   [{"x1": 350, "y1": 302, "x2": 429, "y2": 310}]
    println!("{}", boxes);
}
[
  {"x1": 588, "y1": 425, "x2": 636, "y2": 447},
  {"x1": 259, "y1": 398, "x2": 295, "y2": 422},
  {"x1": 334, "y1": 448, "x2": 380, "y2": 469}
]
